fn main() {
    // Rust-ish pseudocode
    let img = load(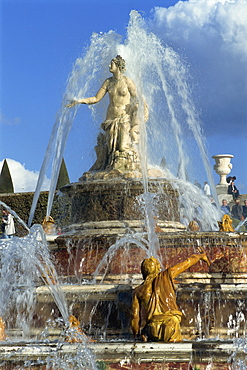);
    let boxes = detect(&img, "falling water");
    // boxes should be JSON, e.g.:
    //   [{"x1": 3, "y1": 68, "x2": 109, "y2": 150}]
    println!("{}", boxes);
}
[
  {"x1": 122, "y1": 11, "x2": 219, "y2": 203},
  {"x1": 92, "y1": 233, "x2": 149, "y2": 282},
  {"x1": 1, "y1": 213, "x2": 99, "y2": 367}
]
